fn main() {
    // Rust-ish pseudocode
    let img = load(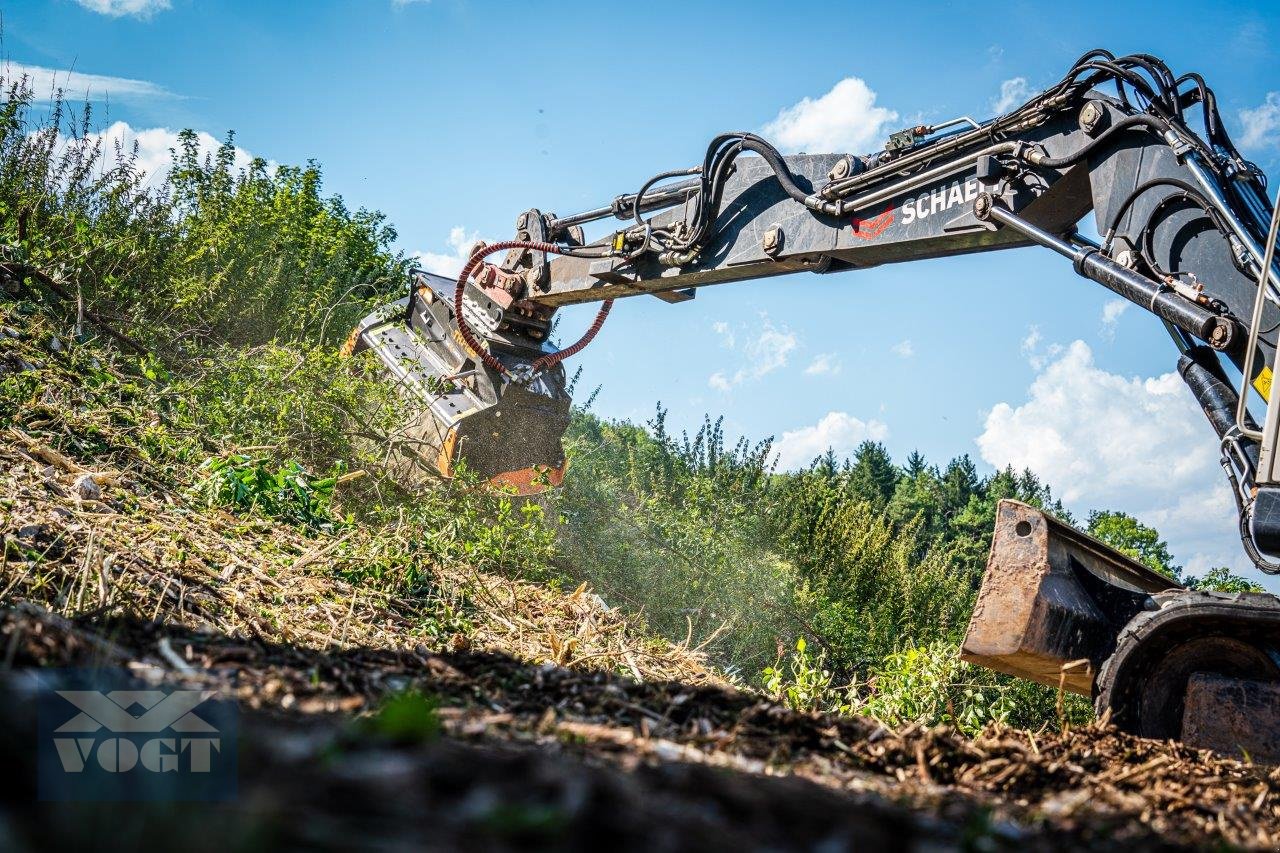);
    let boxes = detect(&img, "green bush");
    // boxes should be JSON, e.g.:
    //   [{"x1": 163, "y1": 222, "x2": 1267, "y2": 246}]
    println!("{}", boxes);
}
[
  {"x1": 760, "y1": 637, "x2": 836, "y2": 713},
  {"x1": 554, "y1": 411, "x2": 811, "y2": 676},
  {"x1": 0, "y1": 72, "x2": 559, "y2": 612},
  {"x1": 193, "y1": 454, "x2": 347, "y2": 533},
  {"x1": 554, "y1": 405, "x2": 1103, "y2": 731},
  {"x1": 845, "y1": 641, "x2": 1092, "y2": 735}
]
